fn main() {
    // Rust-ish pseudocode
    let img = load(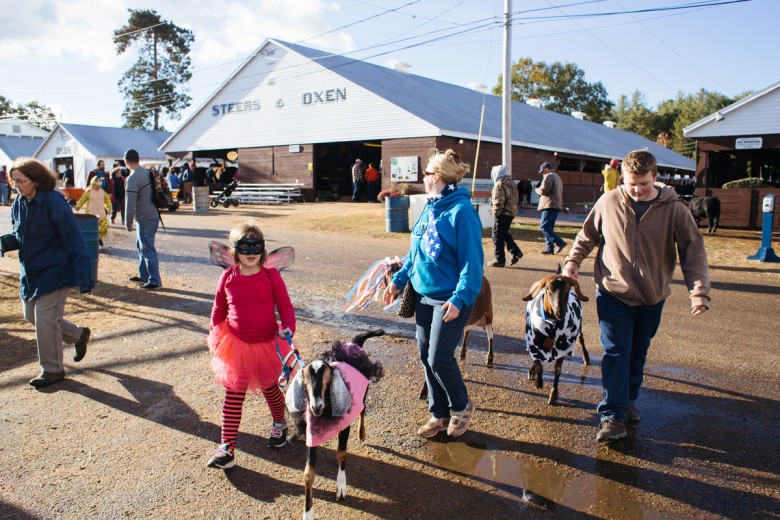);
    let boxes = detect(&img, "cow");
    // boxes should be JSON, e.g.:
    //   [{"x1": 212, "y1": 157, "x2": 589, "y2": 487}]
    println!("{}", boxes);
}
[{"x1": 686, "y1": 196, "x2": 720, "y2": 233}]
